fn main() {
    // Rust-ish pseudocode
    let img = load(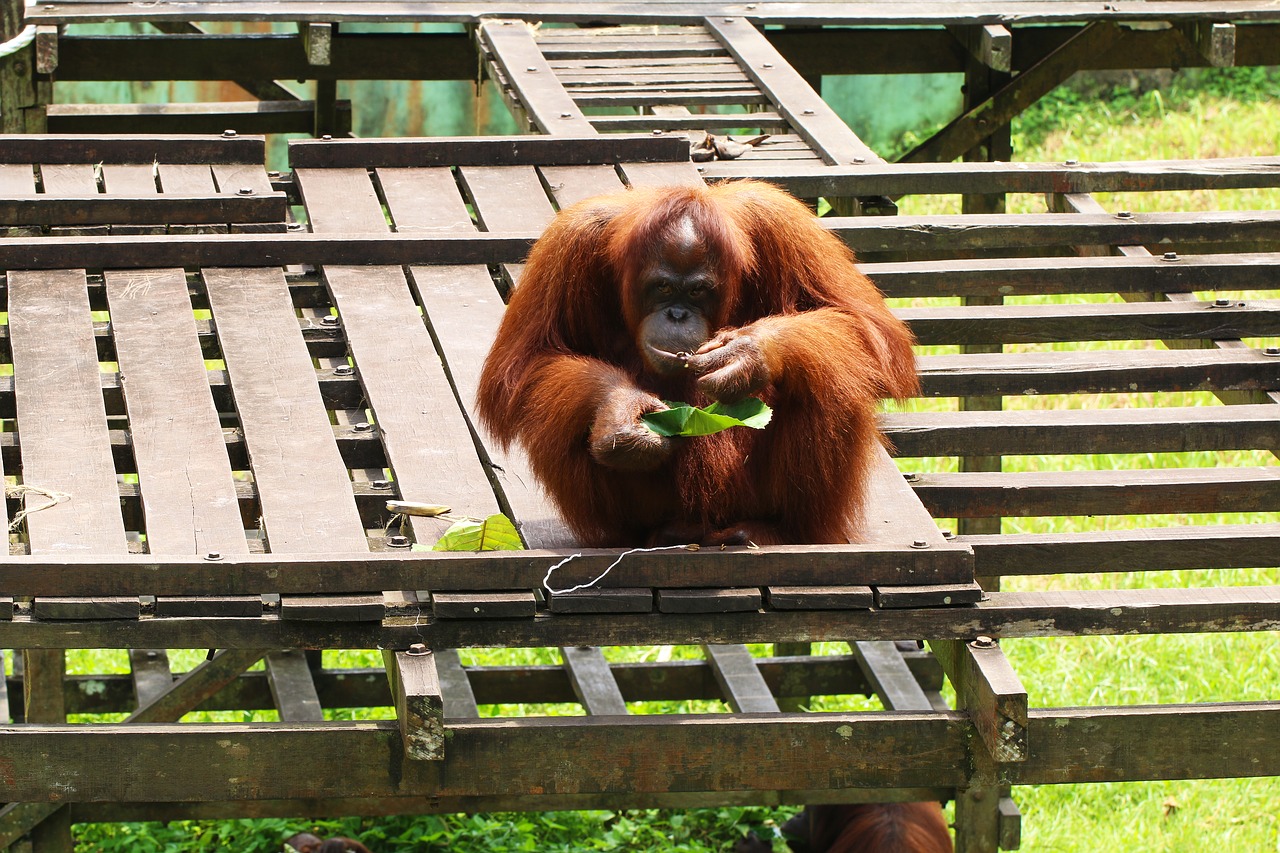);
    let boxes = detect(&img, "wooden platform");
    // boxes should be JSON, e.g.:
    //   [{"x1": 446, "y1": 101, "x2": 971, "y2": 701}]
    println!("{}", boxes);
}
[{"x1": 1, "y1": 125, "x2": 1278, "y2": 851}]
